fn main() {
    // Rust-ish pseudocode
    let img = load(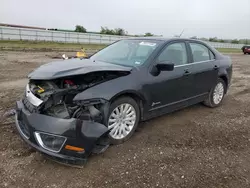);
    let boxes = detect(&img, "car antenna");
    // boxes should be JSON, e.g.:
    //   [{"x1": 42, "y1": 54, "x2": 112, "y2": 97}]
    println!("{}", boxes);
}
[{"x1": 178, "y1": 29, "x2": 185, "y2": 38}]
